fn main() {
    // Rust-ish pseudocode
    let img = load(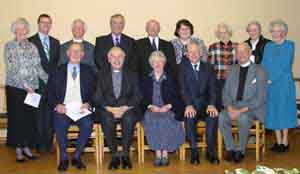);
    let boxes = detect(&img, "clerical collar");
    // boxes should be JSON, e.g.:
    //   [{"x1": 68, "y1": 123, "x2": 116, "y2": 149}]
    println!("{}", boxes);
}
[
  {"x1": 240, "y1": 60, "x2": 251, "y2": 67},
  {"x1": 73, "y1": 38, "x2": 83, "y2": 43}
]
